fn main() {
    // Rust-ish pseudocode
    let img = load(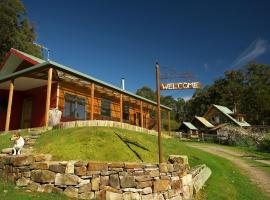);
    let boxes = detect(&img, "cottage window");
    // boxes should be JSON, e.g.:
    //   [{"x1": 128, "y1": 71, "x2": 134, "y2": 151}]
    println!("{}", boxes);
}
[
  {"x1": 123, "y1": 105, "x2": 129, "y2": 121},
  {"x1": 0, "y1": 97, "x2": 8, "y2": 112},
  {"x1": 101, "y1": 98, "x2": 111, "y2": 117},
  {"x1": 64, "y1": 93, "x2": 86, "y2": 120}
]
